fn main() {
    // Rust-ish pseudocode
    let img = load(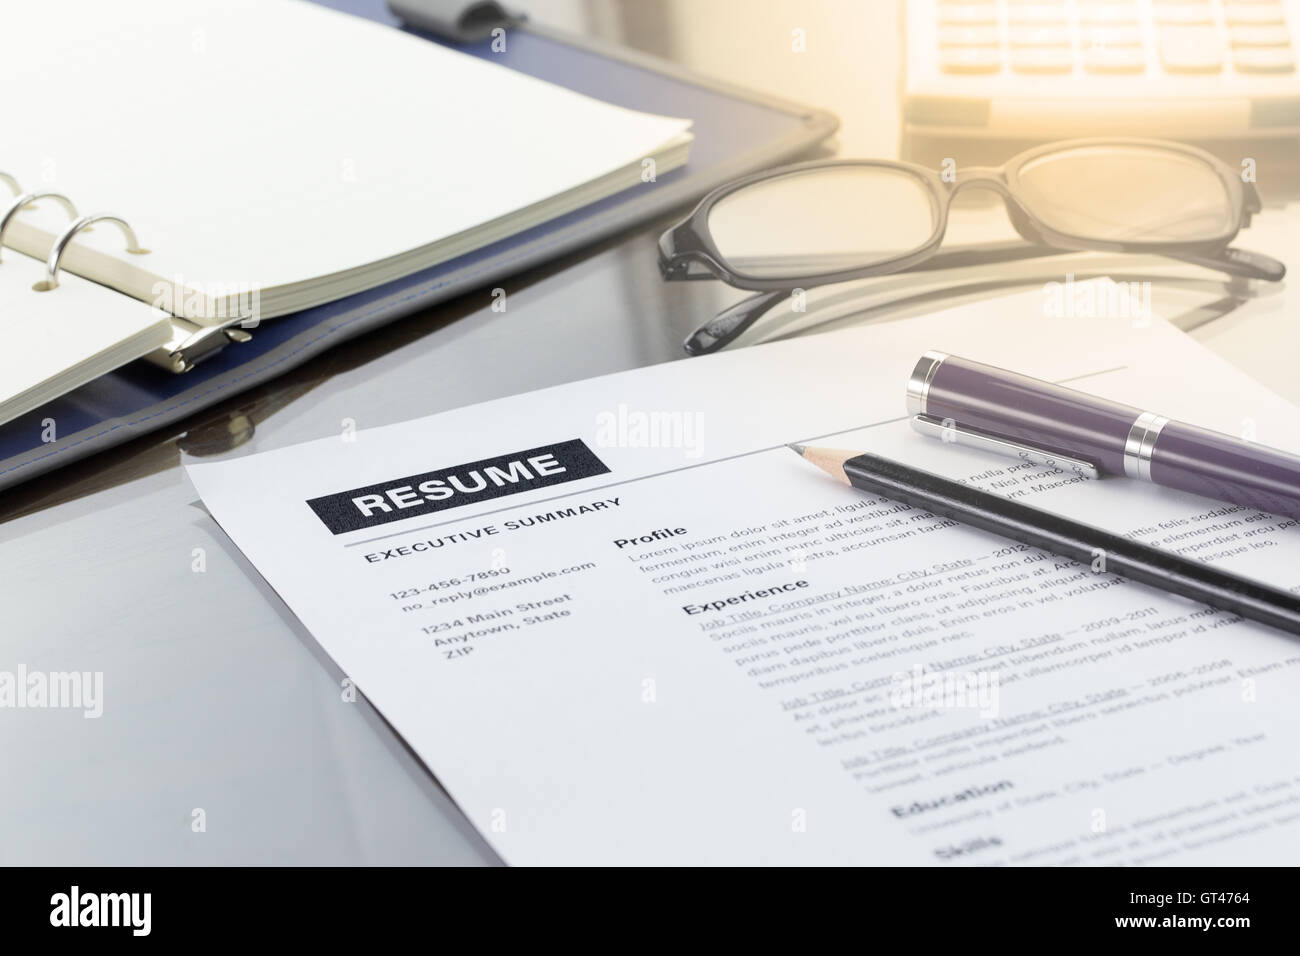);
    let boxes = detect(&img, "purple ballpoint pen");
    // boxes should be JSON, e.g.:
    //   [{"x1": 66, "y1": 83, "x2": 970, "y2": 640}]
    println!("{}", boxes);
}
[{"x1": 907, "y1": 351, "x2": 1300, "y2": 522}]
